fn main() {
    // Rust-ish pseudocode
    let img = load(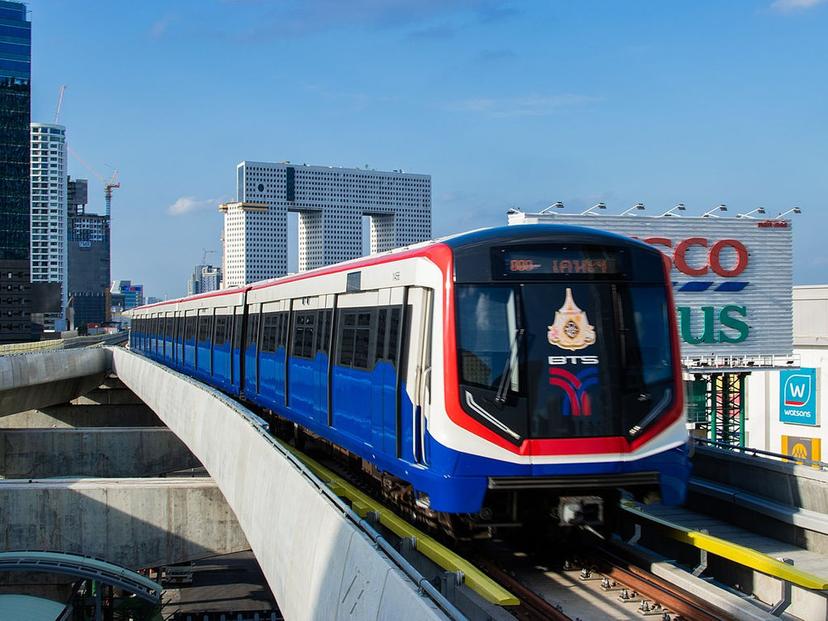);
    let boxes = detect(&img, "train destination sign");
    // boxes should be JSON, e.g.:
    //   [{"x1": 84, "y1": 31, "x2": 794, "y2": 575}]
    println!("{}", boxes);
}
[
  {"x1": 508, "y1": 213, "x2": 794, "y2": 360},
  {"x1": 500, "y1": 248, "x2": 621, "y2": 276}
]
